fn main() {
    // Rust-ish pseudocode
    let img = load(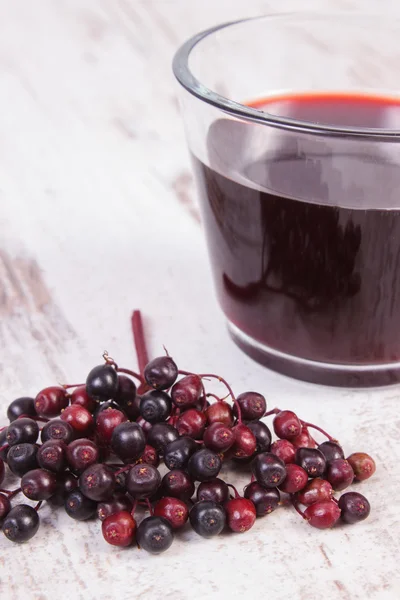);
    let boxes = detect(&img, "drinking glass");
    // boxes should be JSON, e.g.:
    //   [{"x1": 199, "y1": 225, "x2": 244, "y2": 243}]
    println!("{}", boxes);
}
[{"x1": 173, "y1": 14, "x2": 400, "y2": 386}]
